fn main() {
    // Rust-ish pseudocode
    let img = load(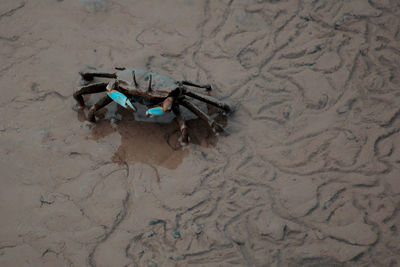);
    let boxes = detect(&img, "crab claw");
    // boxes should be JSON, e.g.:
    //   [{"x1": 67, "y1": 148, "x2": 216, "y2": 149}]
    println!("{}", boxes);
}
[
  {"x1": 146, "y1": 107, "x2": 164, "y2": 117},
  {"x1": 107, "y1": 90, "x2": 136, "y2": 112}
]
